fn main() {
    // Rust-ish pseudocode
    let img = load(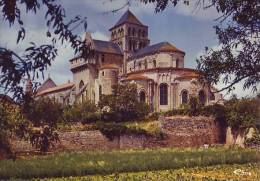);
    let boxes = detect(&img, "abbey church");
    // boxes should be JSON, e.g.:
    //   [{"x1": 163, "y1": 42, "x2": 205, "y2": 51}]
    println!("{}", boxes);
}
[{"x1": 36, "y1": 10, "x2": 223, "y2": 112}]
